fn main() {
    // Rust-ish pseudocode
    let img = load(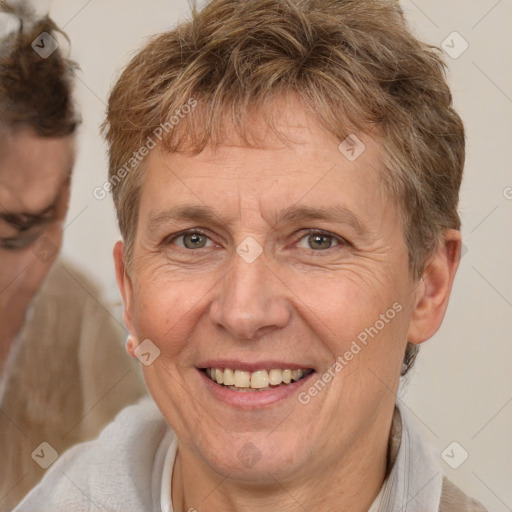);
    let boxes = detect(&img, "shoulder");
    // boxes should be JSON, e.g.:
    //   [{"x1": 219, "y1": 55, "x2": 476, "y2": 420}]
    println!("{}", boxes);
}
[
  {"x1": 27, "y1": 258, "x2": 113, "y2": 335},
  {"x1": 440, "y1": 477, "x2": 488, "y2": 511},
  {"x1": 13, "y1": 398, "x2": 170, "y2": 512},
  {"x1": 25, "y1": 257, "x2": 132, "y2": 383},
  {"x1": 37, "y1": 258, "x2": 103, "y2": 303},
  {"x1": 394, "y1": 406, "x2": 488, "y2": 512}
]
